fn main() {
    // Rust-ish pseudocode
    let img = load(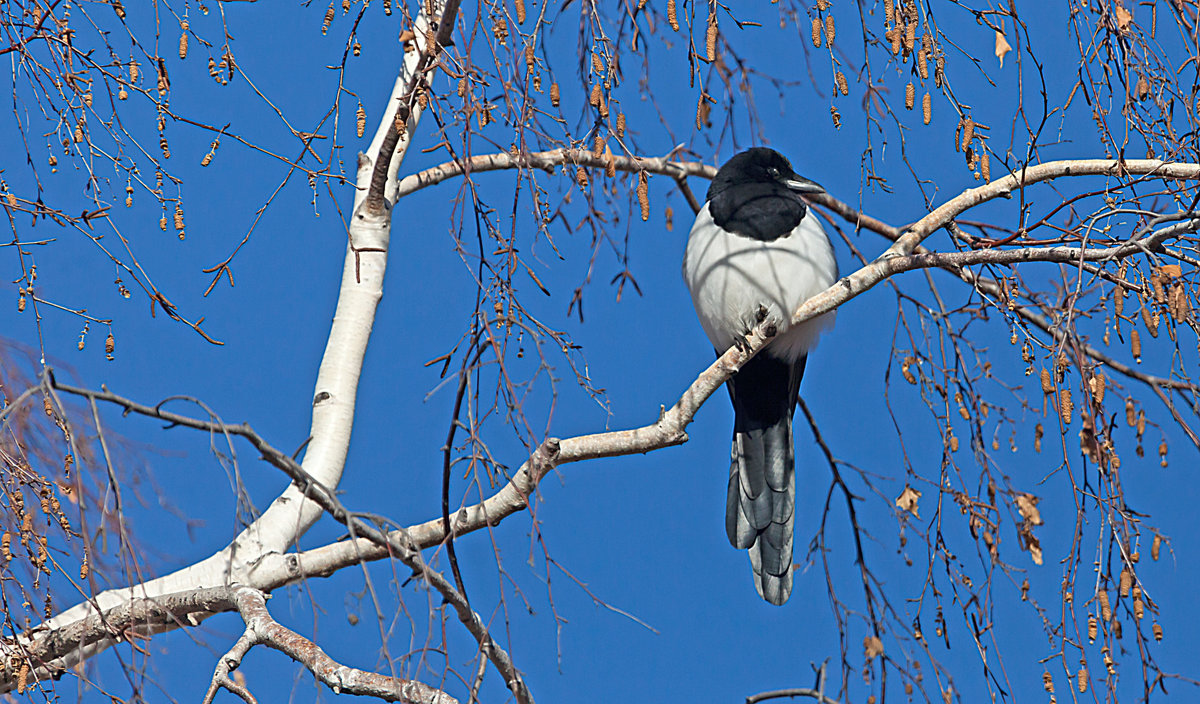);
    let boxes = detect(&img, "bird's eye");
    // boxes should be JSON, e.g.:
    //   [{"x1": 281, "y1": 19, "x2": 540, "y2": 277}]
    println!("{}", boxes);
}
[{"x1": 767, "y1": 167, "x2": 780, "y2": 178}]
